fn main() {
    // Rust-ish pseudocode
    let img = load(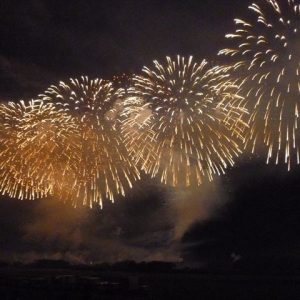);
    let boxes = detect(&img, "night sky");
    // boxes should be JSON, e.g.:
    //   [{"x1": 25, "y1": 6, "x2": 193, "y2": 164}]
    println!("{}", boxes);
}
[{"x1": 1, "y1": 0, "x2": 300, "y2": 268}]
